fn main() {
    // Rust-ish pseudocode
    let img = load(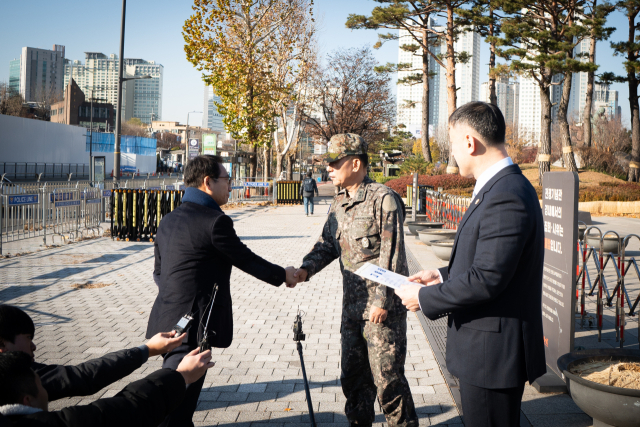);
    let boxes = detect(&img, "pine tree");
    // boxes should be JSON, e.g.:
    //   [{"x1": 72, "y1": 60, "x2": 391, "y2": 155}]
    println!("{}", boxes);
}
[
  {"x1": 497, "y1": 0, "x2": 593, "y2": 183},
  {"x1": 606, "y1": 0, "x2": 640, "y2": 181}
]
